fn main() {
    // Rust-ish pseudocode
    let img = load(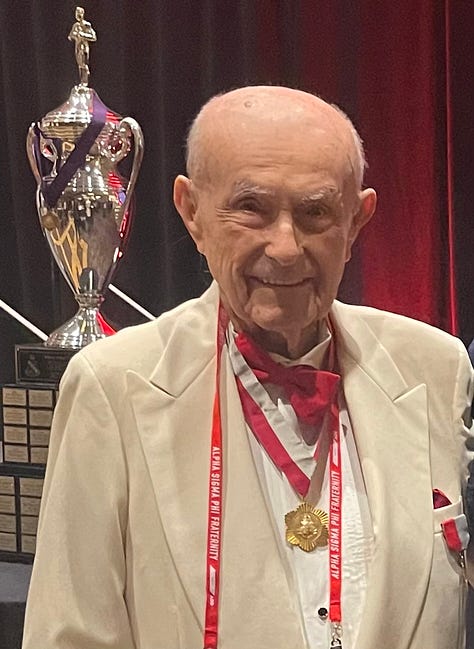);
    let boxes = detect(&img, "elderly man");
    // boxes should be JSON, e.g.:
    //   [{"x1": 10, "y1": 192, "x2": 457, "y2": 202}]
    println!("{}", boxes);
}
[{"x1": 23, "y1": 86, "x2": 473, "y2": 649}]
